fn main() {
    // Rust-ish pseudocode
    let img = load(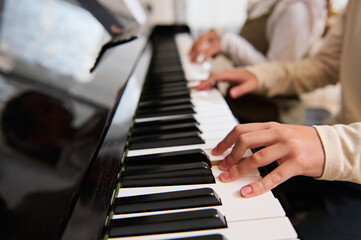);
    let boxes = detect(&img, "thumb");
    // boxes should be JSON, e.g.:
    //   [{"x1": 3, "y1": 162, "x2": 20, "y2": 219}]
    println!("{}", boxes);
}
[{"x1": 229, "y1": 79, "x2": 258, "y2": 98}]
